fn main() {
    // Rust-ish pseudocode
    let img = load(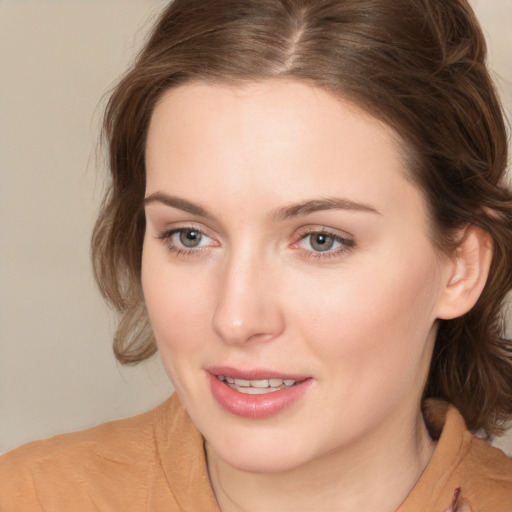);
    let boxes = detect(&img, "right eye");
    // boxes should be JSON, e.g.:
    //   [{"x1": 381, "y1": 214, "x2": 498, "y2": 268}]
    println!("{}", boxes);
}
[
  {"x1": 175, "y1": 228, "x2": 205, "y2": 248},
  {"x1": 158, "y1": 227, "x2": 216, "y2": 254}
]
